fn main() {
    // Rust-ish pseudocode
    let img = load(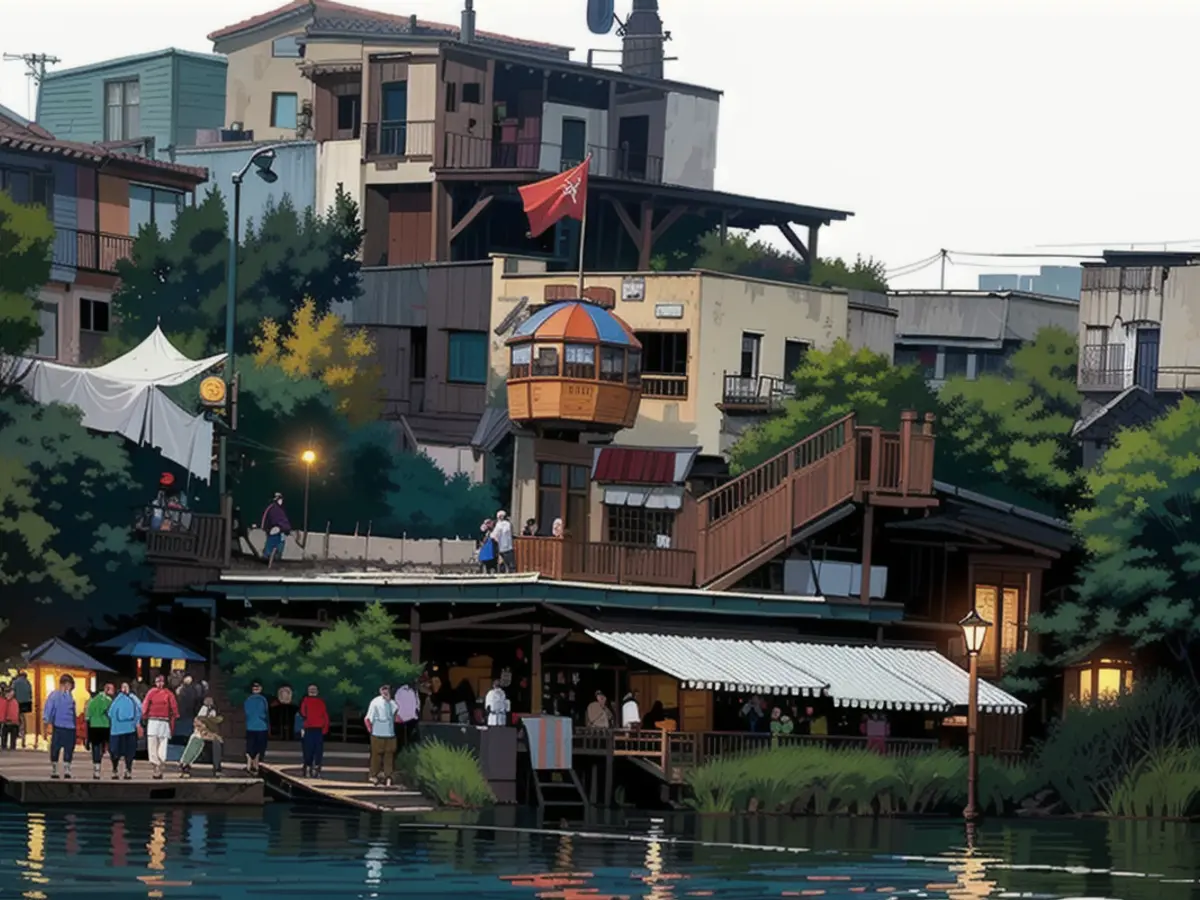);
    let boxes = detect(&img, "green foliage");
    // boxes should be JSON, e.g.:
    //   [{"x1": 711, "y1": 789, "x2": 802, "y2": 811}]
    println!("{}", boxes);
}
[
  {"x1": 938, "y1": 327, "x2": 1083, "y2": 512},
  {"x1": 399, "y1": 739, "x2": 495, "y2": 808},
  {"x1": 305, "y1": 603, "x2": 421, "y2": 715},
  {"x1": 0, "y1": 189, "x2": 55, "y2": 363},
  {"x1": 693, "y1": 230, "x2": 888, "y2": 291},
  {"x1": 728, "y1": 340, "x2": 934, "y2": 473},
  {"x1": 1105, "y1": 747, "x2": 1200, "y2": 818},
  {"x1": 1045, "y1": 399, "x2": 1200, "y2": 671},
  {"x1": 216, "y1": 618, "x2": 303, "y2": 704}
]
